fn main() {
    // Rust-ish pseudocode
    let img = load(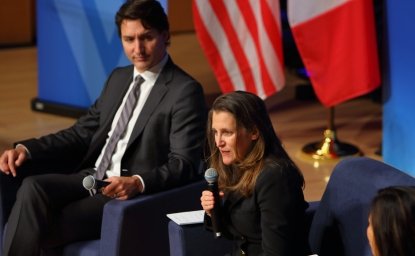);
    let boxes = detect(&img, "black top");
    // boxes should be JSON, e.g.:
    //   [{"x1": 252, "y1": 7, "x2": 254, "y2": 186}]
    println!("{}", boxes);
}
[{"x1": 206, "y1": 158, "x2": 308, "y2": 256}]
